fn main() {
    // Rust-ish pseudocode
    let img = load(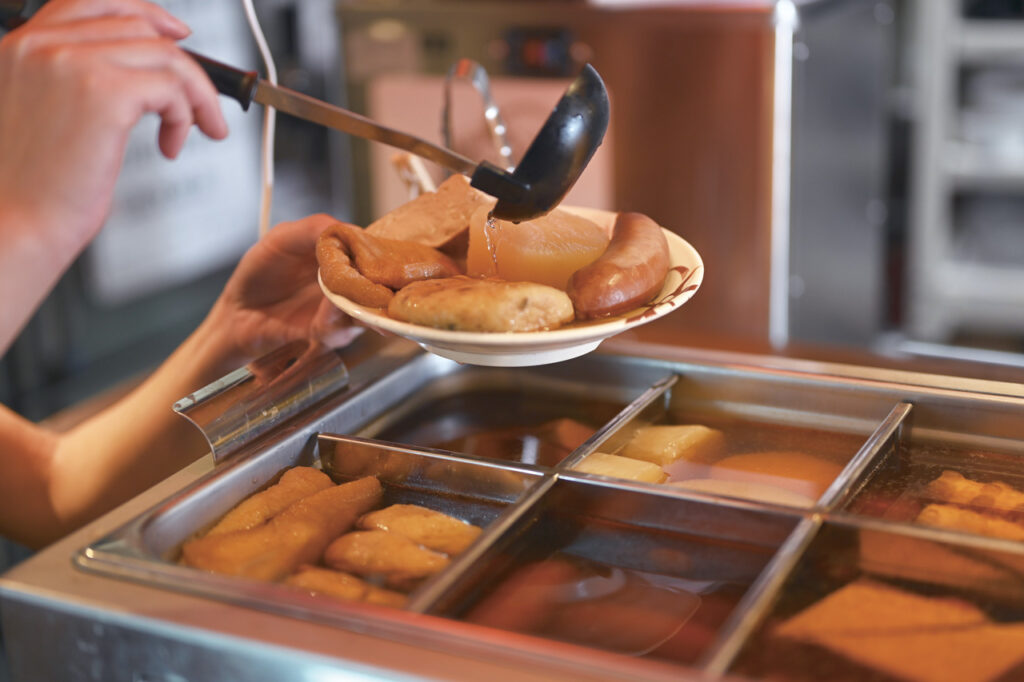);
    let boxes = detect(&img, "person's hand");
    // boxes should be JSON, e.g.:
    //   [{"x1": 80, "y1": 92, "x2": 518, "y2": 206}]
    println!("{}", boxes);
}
[
  {"x1": 205, "y1": 214, "x2": 361, "y2": 367},
  {"x1": 0, "y1": 0, "x2": 228, "y2": 254}
]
